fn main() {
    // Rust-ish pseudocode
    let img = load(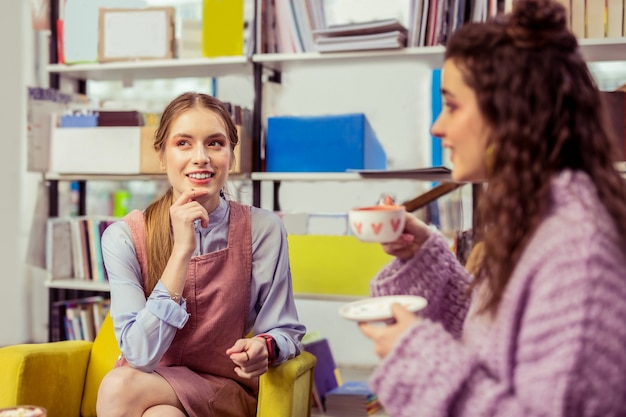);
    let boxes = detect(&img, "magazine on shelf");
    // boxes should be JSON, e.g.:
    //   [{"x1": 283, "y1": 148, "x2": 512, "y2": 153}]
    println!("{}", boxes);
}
[
  {"x1": 315, "y1": 30, "x2": 407, "y2": 52},
  {"x1": 348, "y1": 166, "x2": 453, "y2": 182},
  {"x1": 312, "y1": 18, "x2": 408, "y2": 53},
  {"x1": 312, "y1": 18, "x2": 407, "y2": 38}
]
